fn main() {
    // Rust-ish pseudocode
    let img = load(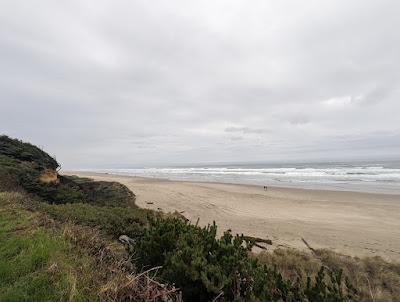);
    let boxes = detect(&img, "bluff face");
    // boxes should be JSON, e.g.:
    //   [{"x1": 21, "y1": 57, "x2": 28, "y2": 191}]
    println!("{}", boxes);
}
[{"x1": 0, "y1": 135, "x2": 135, "y2": 207}]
